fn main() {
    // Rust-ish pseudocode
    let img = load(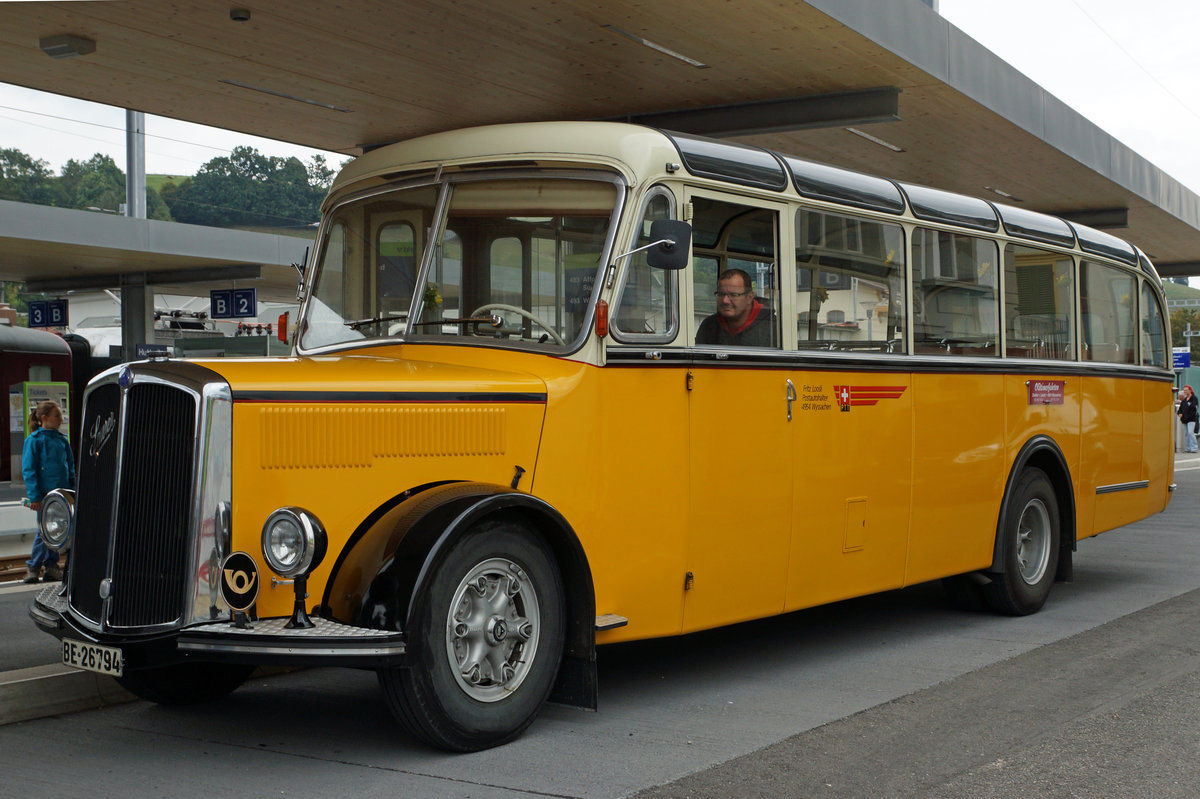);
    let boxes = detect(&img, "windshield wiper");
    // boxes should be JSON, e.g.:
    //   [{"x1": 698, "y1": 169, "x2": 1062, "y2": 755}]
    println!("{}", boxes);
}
[
  {"x1": 410, "y1": 315, "x2": 501, "y2": 328},
  {"x1": 344, "y1": 314, "x2": 406, "y2": 330}
]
